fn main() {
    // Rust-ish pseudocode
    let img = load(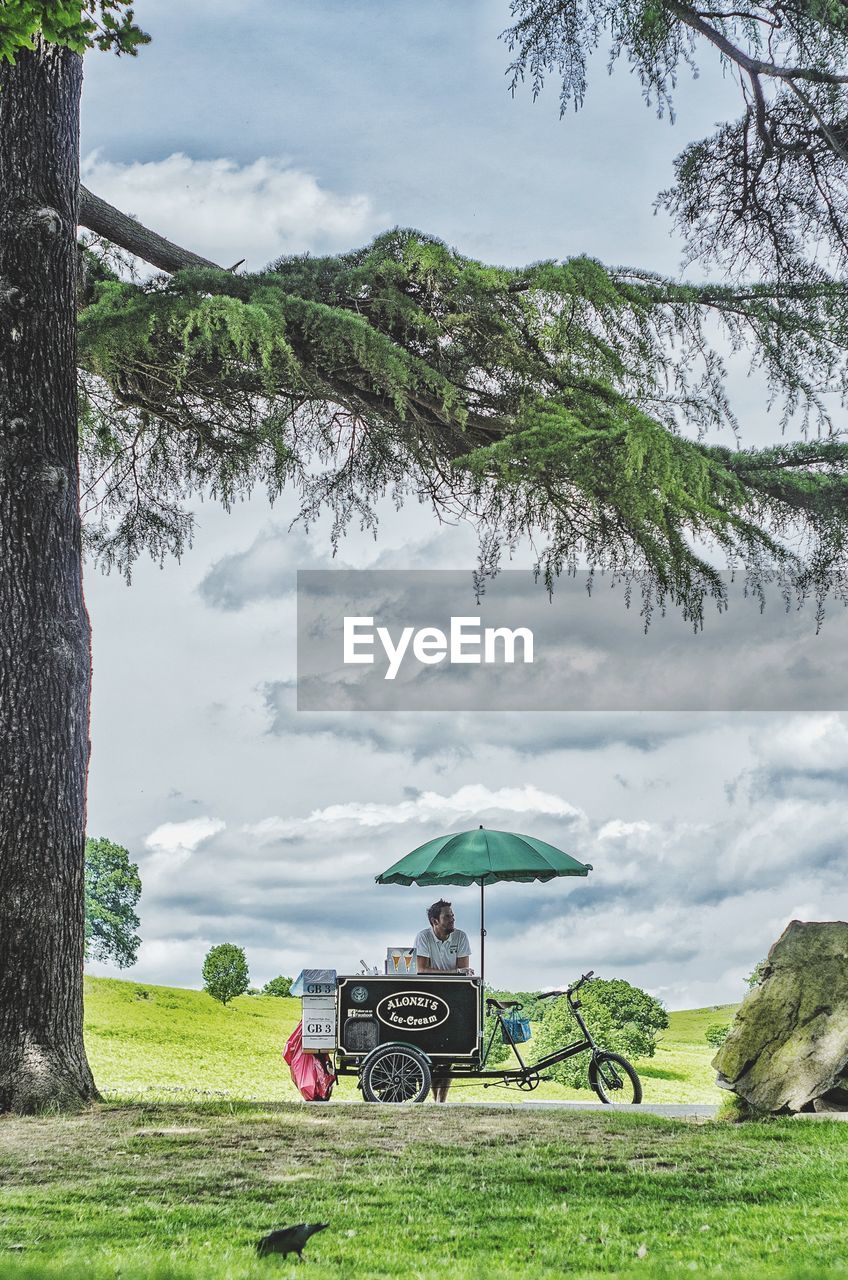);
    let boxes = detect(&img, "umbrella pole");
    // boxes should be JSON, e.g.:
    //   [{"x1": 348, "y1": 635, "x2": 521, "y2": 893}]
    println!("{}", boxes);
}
[{"x1": 480, "y1": 881, "x2": 486, "y2": 986}]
